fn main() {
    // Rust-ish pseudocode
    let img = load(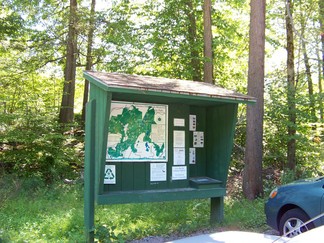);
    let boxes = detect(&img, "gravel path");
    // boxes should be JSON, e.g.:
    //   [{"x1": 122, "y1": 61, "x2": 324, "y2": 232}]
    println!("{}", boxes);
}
[{"x1": 127, "y1": 228, "x2": 280, "y2": 243}]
